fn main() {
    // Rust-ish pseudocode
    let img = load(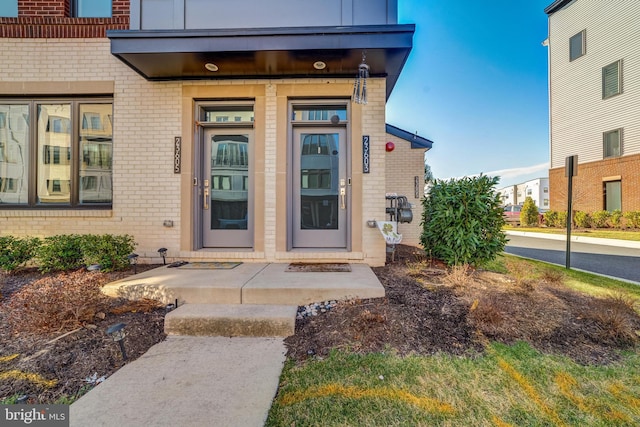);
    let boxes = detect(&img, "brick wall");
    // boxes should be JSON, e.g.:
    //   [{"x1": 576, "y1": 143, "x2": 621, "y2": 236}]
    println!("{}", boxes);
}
[
  {"x1": 385, "y1": 136, "x2": 426, "y2": 247},
  {"x1": 0, "y1": 38, "x2": 182, "y2": 262},
  {"x1": 549, "y1": 153, "x2": 640, "y2": 212},
  {"x1": 0, "y1": 37, "x2": 389, "y2": 265},
  {"x1": 1, "y1": 0, "x2": 129, "y2": 37}
]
